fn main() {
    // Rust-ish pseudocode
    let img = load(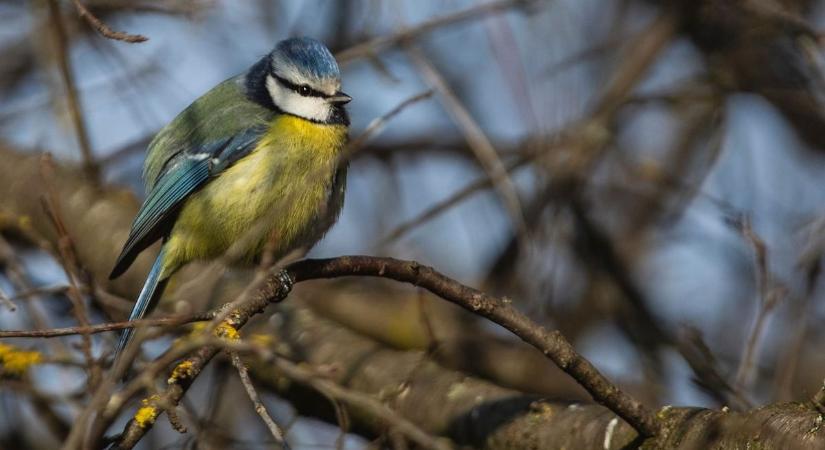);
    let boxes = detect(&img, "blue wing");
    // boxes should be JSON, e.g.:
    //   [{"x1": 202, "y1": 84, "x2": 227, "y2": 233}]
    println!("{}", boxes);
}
[{"x1": 109, "y1": 126, "x2": 267, "y2": 279}]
